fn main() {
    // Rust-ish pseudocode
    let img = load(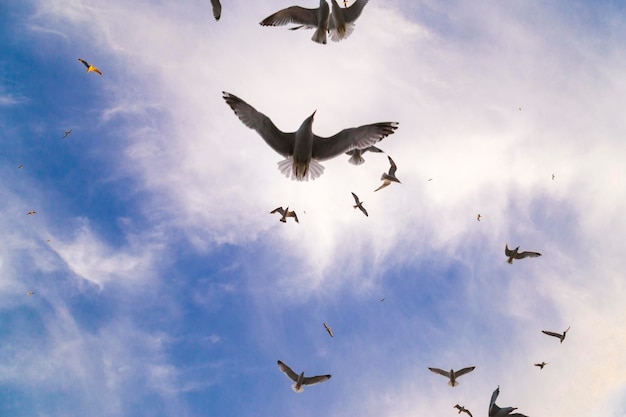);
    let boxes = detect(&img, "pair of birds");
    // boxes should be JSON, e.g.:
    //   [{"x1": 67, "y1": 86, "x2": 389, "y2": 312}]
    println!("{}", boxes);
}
[{"x1": 261, "y1": 0, "x2": 369, "y2": 45}]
